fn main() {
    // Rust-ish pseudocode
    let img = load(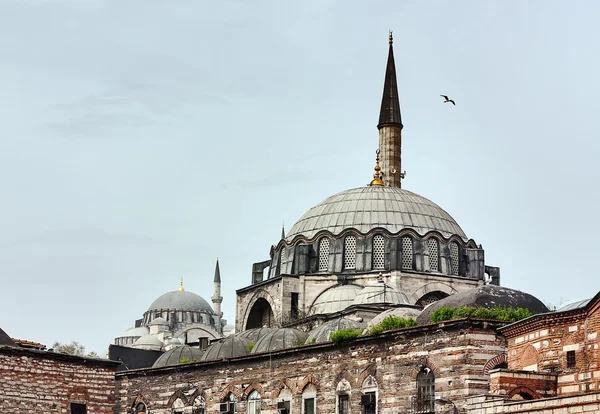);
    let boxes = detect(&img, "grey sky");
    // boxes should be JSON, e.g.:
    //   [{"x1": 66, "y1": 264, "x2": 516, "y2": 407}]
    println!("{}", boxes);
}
[{"x1": 1, "y1": 0, "x2": 598, "y2": 354}]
